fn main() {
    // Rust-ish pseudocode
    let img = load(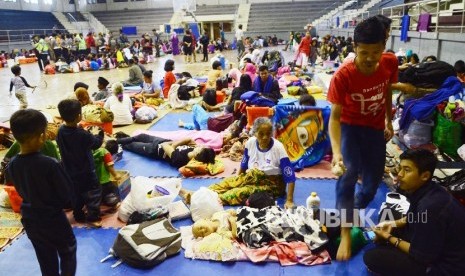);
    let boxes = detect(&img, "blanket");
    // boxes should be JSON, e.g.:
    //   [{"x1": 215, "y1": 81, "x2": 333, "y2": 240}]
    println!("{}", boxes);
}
[
  {"x1": 132, "y1": 129, "x2": 224, "y2": 152},
  {"x1": 399, "y1": 76, "x2": 462, "y2": 130},
  {"x1": 179, "y1": 158, "x2": 225, "y2": 177},
  {"x1": 237, "y1": 206, "x2": 328, "y2": 250},
  {"x1": 273, "y1": 105, "x2": 331, "y2": 170},
  {"x1": 181, "y1": 226, "x2": 331, "y2": 266}
]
